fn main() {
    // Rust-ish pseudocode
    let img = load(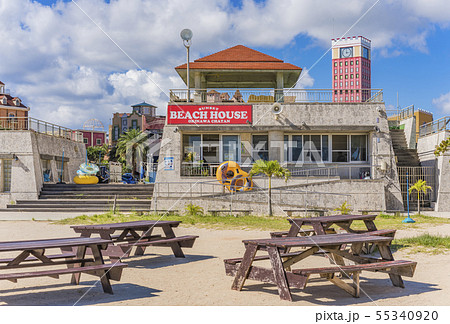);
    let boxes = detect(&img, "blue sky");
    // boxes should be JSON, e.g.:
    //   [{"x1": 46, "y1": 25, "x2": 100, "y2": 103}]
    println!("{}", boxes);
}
[{"x1": 1, "y1": 0, "x2": 450, "y2": 129}]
